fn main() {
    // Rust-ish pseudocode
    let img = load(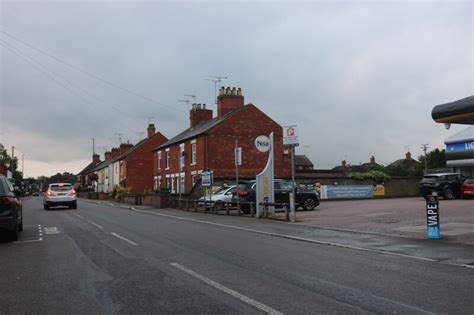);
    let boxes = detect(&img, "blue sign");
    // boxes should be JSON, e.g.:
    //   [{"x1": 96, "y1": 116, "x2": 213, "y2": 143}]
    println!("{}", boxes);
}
[
  {"x1": 446, "y1": 141, "x2": 474, "y2": 153},
  {"x1": 326, "y1": 185, "x2": 373, "y2": 199},
  {"x1": 426, "y1": 195, "x2": 440, "y2": 240}
]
